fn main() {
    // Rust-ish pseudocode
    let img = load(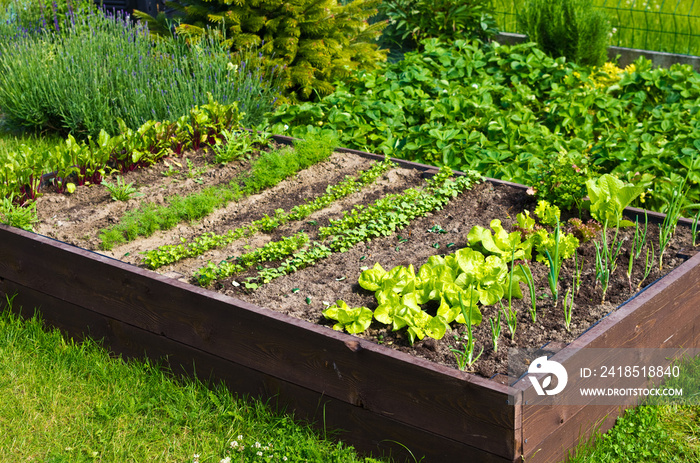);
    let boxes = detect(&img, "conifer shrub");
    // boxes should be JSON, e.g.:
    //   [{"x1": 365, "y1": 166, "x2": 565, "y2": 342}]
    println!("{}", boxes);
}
[
  {"x1": 517, "y1": 0, "x2": 611, "y2": 67},
  {"x1": 135, "y1": 0, "x2": 386, "y2": 102}
]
